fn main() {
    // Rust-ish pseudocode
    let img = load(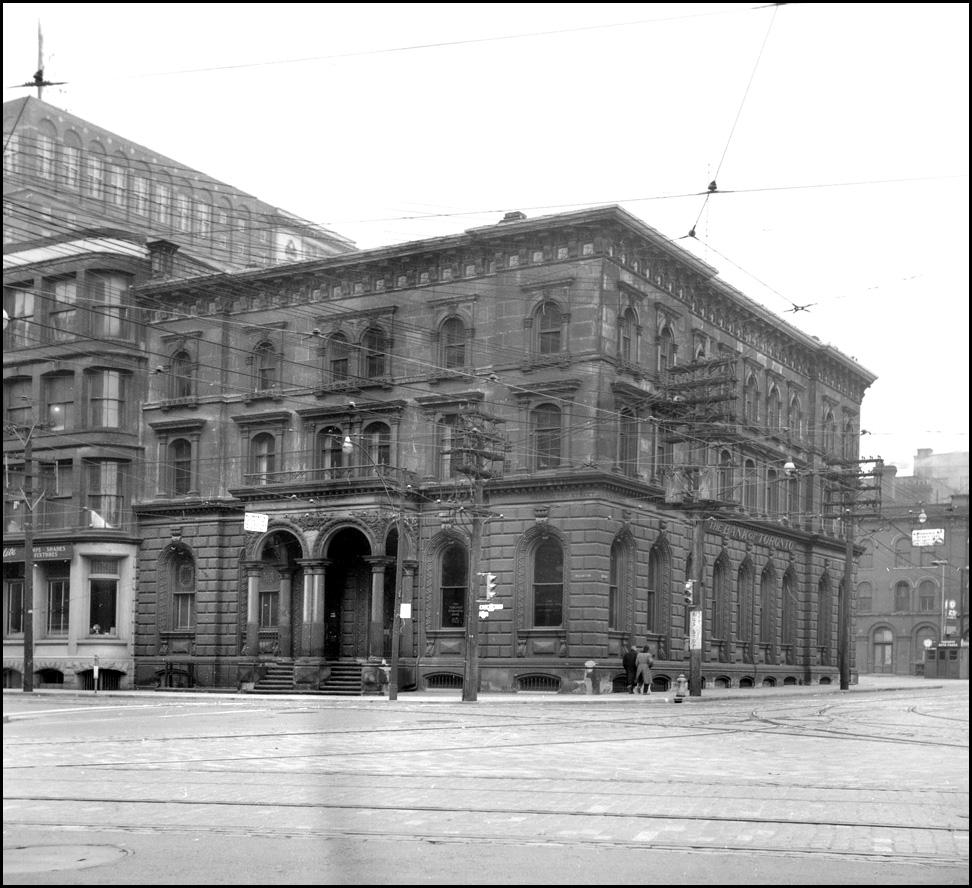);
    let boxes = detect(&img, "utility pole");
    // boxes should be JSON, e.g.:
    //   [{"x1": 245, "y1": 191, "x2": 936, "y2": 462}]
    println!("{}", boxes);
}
[
  {"x1": 7, "y1": 422, "x2": 48, "y2": 693},
  {"x1": 839, "y1": 509, "x2": 854, "y2": 691},
  {"x1": 388, "y1": 504, "x2": 406, "y2": 702},
  {"x1": 452, "y1": 405, "x2": 506, "y2": 703},
  {"x1": 689, "y1": 517, "x2": 705, "y2": 696}
]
